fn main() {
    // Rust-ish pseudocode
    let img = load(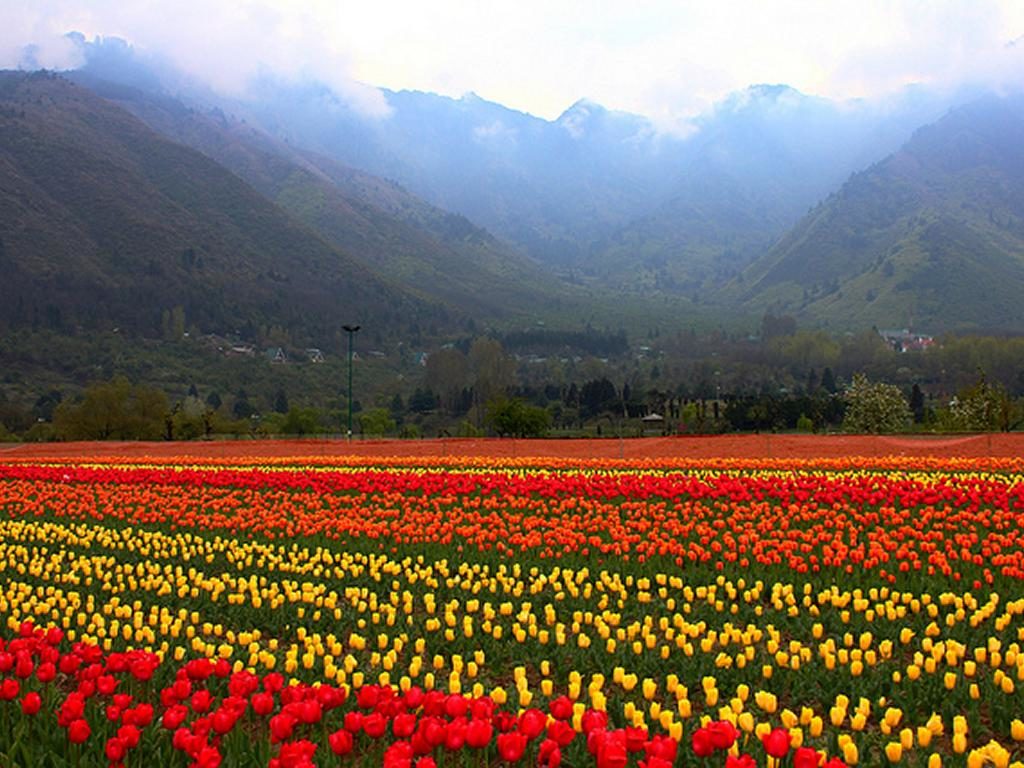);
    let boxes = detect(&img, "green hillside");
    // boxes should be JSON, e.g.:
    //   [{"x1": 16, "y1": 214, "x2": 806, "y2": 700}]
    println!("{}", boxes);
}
[
  {"x1": 70, "y1": 73, "x2": 569, "y2": 321},
  {"x1": 0, "y1": 71, "x2": 436, "y2": 346},
  {"x1": 732, "y1": 95, "x2": 1024, "y2": 332}
]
